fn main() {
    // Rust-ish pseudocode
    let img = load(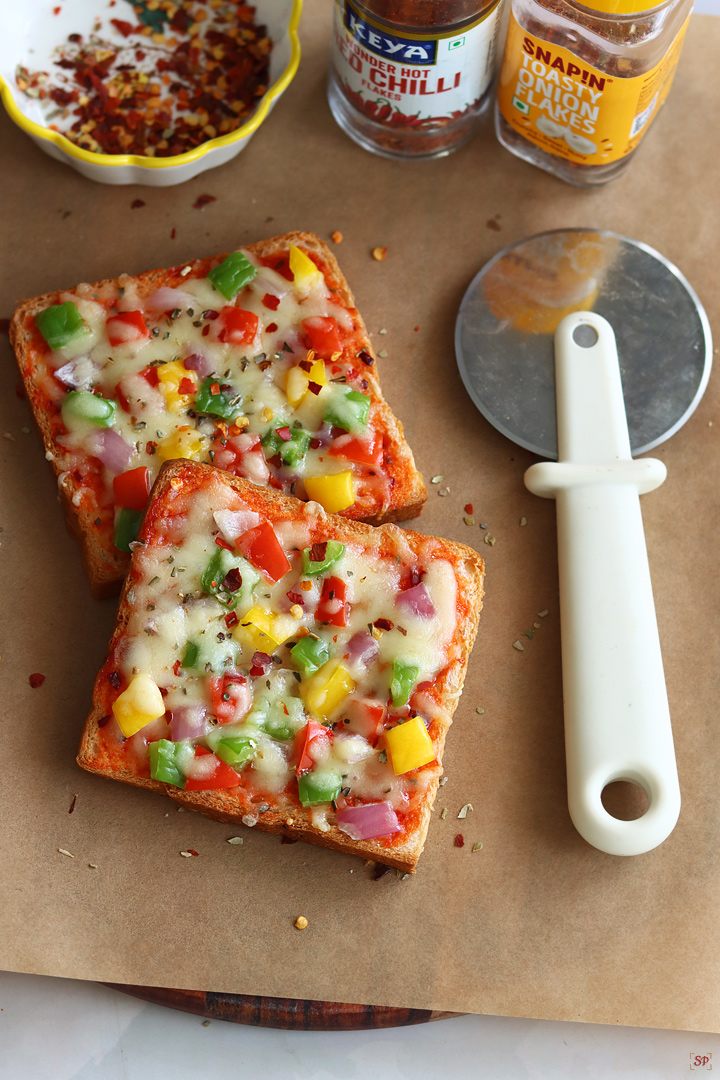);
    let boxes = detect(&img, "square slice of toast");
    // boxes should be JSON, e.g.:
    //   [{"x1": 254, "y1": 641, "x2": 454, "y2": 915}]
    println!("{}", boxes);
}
[
  {"x1": 11, "y1": 232, "x2": 426, "y2": 597},
  {"x1": 77, "y1": 460, "x2": 483, "y2": 872}
]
